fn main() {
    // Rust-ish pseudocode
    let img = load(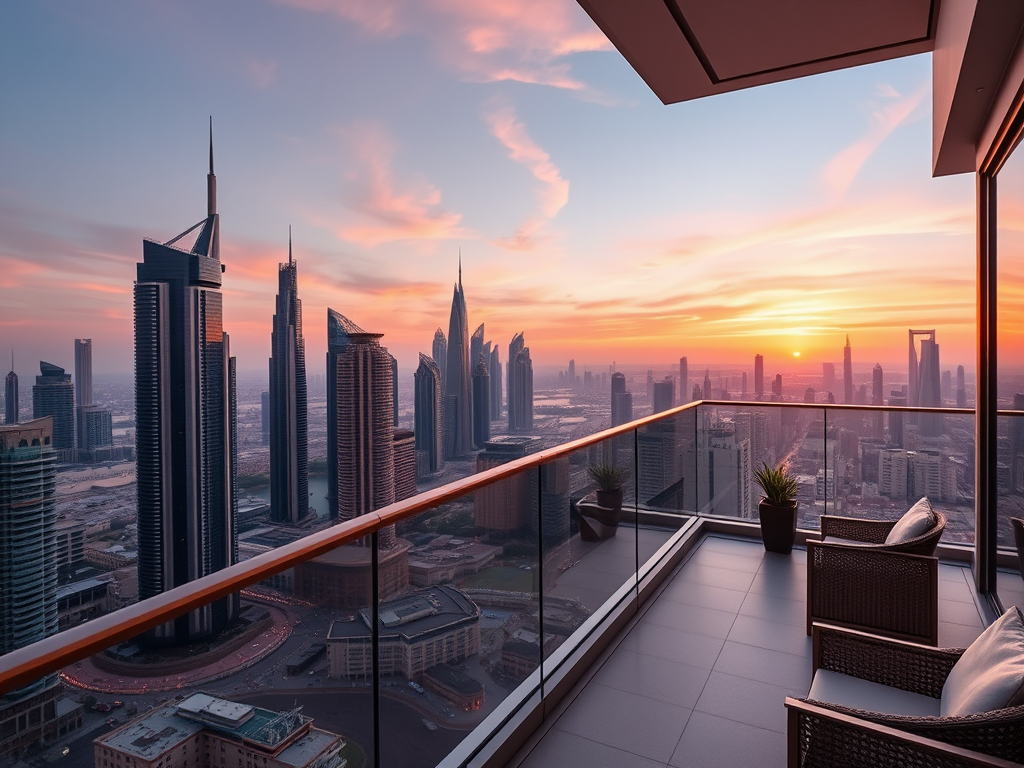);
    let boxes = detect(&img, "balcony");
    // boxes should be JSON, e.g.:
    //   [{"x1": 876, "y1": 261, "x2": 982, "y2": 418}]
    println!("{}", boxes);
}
[{"x1": 2, "y1": 401, "x2": 1016, "y2": 768}]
